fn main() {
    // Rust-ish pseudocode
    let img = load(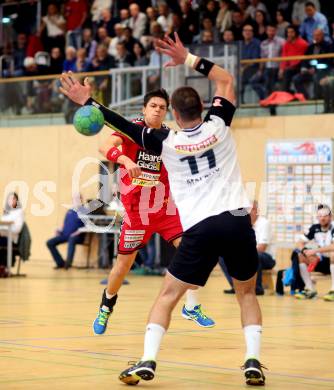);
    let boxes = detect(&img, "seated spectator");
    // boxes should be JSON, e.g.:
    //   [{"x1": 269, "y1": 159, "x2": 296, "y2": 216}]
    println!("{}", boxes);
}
[
  {"x1": 220, "y1": 201, "x2": 275, "y2": 295},
  {"x1": 75, "y1": 48, "x2": 90, "y2": 72},
  {"x1": 250, "y1": 25, "x2": 285, "y2": 100},
  {"x1": 64, "y1": 0, "x2": 88, "y2": 49},
  {"x1": 145, "y1": 7, "x2": 158, "y2": 35},
  {"x1": 201, "y1": 0, "x2": 219, "y2": 25},
  {"x1": 39, "y1": 2, "x2": 66, "y2": 53},
  {"x1": 81, "y1": 28, "x2": 97, "y2": 62},
  {"x1": 292, "y1": 0, "x2": 320, "y2": 26},
  {"x1": 179, "y1": 0, "x2": 200, "y2": 40},
  {"x1": 63, "y1": 46, "x2": 77, "y2": 72},
  {"x1": 299, "y1": 1, "x2": 330, "y2": 44},
  {"x1": 49, "y1": 47, "x2": 64, "y2": 74},
  {"x1": 293, "y1": 204, "x2": 333, "y2": 300},
  {"x1": 12, "y1": 33, "x2": 28, "y2": 77},
  {"x1": 236, "y1": 0, "x2": 249, "y2": 16},
  {"x1": 198, "y1": 17, "x2": 220, "y2": 43},
  {"x1": 168, "y1": 13, "x2": 193, "y2": 44},
  {"x1": 222, "y1": 29, "x2": 235, "y2": 43},
  {"x1": 115, "y1": 42, "x2": 134, "y2": 67},
  {"x1": 97, "y1": 8, "x2": 119, "y2": 38},
  {"x1": 0, "y1": 193, "x2": 24, "y2": 272},
  {"x1": 246, "y1": 0, "x2": 268, "y2": 21},
  {"x1": 123, "y1": 27, "x2": 140, "y2": 56},
  {"x1": 292, "y1": 29, "x2": 332, "y2": 99},
  {"x1": 278, "y1": 25, "x2": 308, "y2": 93},
  {"x1": 129, "y1": 3, "x2": 147, "y2": 40},
  {"x1": 96, "y1": 26, "x2": 111, "y2": 47},
  {"x1": 108, "y1": 24, "x2": 125, "y2": 57},
  {"x1": 157, "y1": 3, "x2": 173, "y2": 32},
  {"x1": 133, "y1": 42, "x2": 149, "y2": 66},
  {"x1": 216, "y1": 0, "x2": 233, "y2": 35},
  {"x1": 91, "y1": 0, "x2": 112, "y2": 32},
  {"x1": 119, "y1": 8, "x2": 130, "y2": 28},
  {"x1": 240, "y1": 24, "x2": 261, "y2": 103},
  {"x1": 230, "y1": 9, "x2": 247, "y2": 41},
  {"x1": 275, "y1": 9, "x2": 289, "y2": 39},
  {"x1": 46, "y1": 195, "x2": 86, "y2": 269},
  {"x1": 254, "y1": 10, "x2": 267, "y2": 41},
  {"x1": 201, "y1": 30, "x2": 215, "y2": 44},
  {"x1": 141, "y1": 22, "x2": 164, "y2": 51}
]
